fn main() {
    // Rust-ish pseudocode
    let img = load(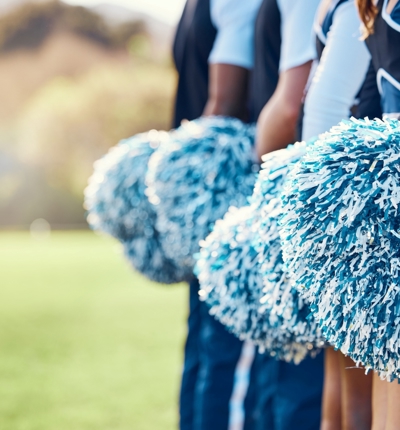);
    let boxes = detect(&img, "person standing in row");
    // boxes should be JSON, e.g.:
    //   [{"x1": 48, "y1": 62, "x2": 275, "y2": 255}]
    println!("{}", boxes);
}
[
  {"x1": 245, "y1": 1, "x2": 324, "y2": 429},
  {"x1": 355, "y1": 0, "x2": 400, "y2": 428},
  {"x1": 301, "y1": 0, "x2": 382, "y2": 428},
  {"x1": 172, "y1": 1, "x2": 262, "y2": 429}
]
